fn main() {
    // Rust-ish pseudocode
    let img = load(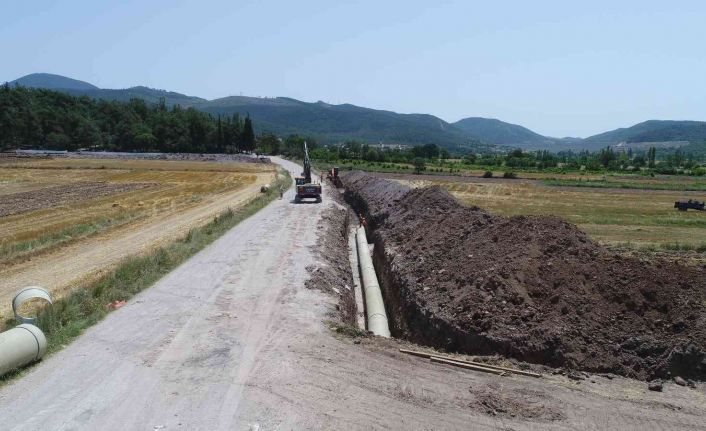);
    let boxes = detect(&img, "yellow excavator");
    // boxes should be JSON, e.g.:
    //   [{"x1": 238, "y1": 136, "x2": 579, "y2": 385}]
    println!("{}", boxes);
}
[{"x1": 294, "y1": 142, "x2": 322, "y2": 203}]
